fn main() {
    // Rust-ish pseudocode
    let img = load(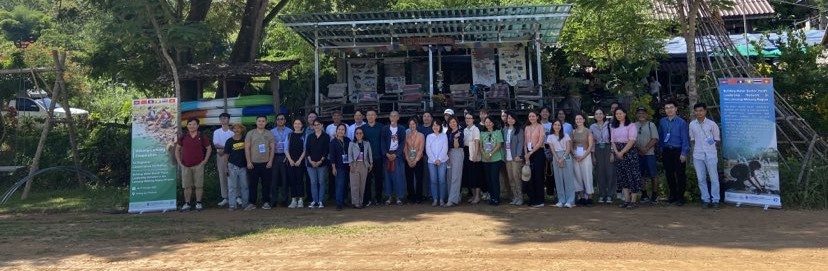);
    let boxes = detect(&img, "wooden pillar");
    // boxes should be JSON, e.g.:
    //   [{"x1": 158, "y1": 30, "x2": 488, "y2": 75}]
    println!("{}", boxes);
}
[{"x1": 271, "y1": 75, "x2": 281, "y2": 116}]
